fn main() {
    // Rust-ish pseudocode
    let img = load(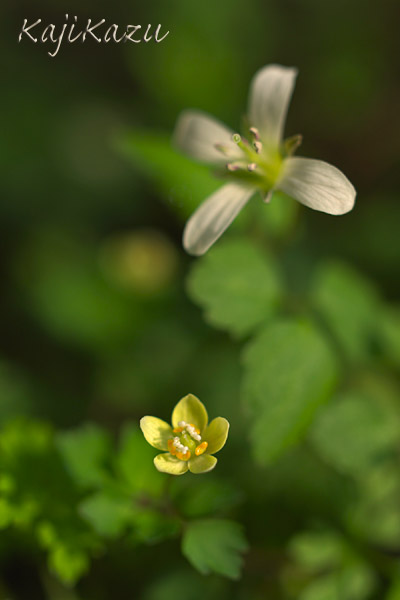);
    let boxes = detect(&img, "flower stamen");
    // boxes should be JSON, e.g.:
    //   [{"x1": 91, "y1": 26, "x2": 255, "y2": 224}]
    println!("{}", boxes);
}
[
  {"x1": 249, "y1": 126, "x2": 260, "y2": 141},
  {"x1": 177, "y1": 421, "x2": 201, "y2": 442},
  {"x1": 232, "y1": 133, "x2": 249, "y2": 153},
  {"x1": 247, "y1": 163, "x2": 257, "y2": 172},
  {"x1": 195, "y1": 441, "x2": 208, "y2": 456},
  {"x1": 253, "y1": 140, "x2": 262, "y2": 154}
]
